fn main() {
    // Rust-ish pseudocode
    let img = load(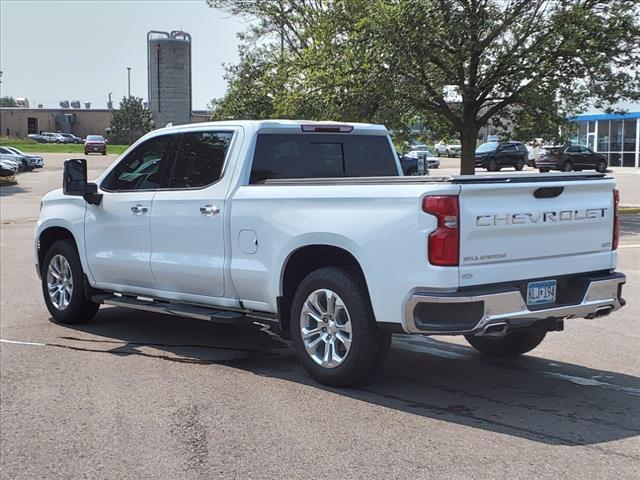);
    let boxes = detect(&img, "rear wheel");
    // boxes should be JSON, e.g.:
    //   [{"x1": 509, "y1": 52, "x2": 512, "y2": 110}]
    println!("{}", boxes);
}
[
  {"x1": 515, "y1": 158, "x2": 524, "y2": 171},
  {"x1": 41, "y1": 239, "x2": 99, "y2": 324},
  {"x1": 562, "y1": 160, "x2": 573, "y2": 172},
  {"x1": 290, "y1": 267, "x2": 391, "y2": 387},
  {"x1": 596, "y1": 160, "x2": 607, "y2": 172},
  {"x1": 465, "y1": 328, "x2": 546, "y2": 357}
]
